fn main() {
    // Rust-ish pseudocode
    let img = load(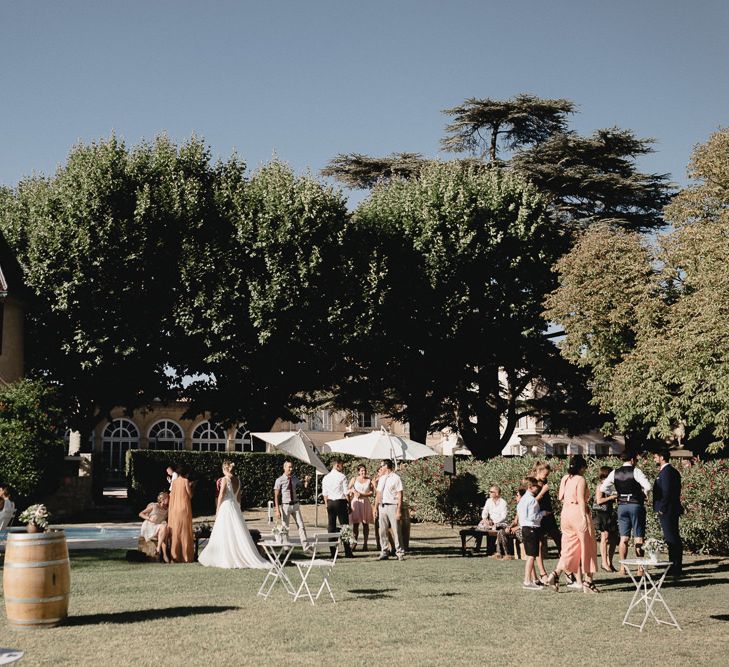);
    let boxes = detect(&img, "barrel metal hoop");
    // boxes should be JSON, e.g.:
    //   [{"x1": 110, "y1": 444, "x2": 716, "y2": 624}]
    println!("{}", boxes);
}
[
  {"x1": 7, "y1": 539, "x2": 67, "y2": 547},
  {"x1": 3, "y1": 558, "x2": 70, "y2": 568},
  {"x1": 7, "y1": 617, "x2": 64, "y2": 625},
  {"x1": 5, "y1": 594, "x2": 68, "y2": 603}
]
